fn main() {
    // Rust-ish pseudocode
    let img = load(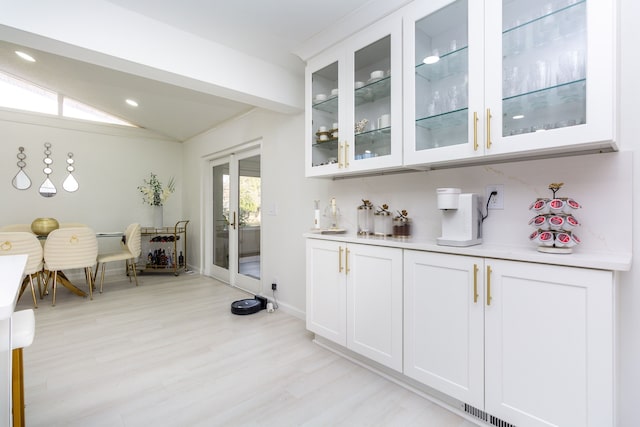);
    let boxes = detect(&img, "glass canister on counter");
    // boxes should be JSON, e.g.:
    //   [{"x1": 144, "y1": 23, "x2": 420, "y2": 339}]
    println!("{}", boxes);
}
[
  {"x1": 357, "y1": 199, "x2": 374, "y2": 235},
  {"x1": 374, "y1": 204, "x2": 393, "y2": 236},
  {"x1": 393, "y1": 209, "x2": 411, "y2": 238}
]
